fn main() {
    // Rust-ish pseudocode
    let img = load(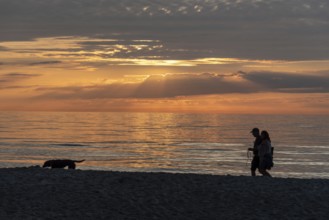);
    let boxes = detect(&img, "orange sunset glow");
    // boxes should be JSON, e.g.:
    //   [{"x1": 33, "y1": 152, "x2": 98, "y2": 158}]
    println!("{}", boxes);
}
[{"x1": 1, "y1": 0, "x2": 328, "y2": 114}]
